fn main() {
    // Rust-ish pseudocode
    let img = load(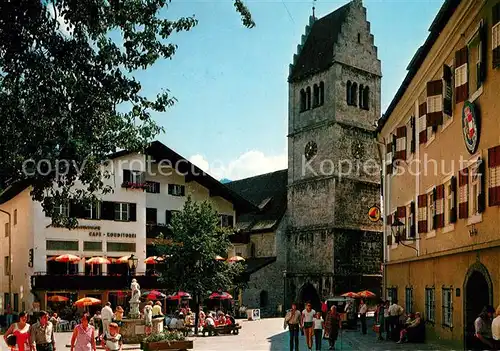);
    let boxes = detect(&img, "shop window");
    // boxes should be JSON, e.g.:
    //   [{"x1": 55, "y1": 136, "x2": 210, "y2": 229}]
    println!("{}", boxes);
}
[
  {"x1": 46, "y1": 240, "x2": 78, "y2": 251},
  {"x1": 107, "y1": 242, "x2": 136, "y2": 252},
  {"x1": 83, "y1": 241, "x2": 102, "y2": 251}
]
